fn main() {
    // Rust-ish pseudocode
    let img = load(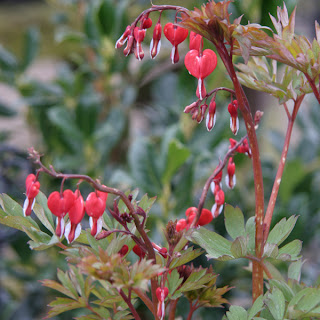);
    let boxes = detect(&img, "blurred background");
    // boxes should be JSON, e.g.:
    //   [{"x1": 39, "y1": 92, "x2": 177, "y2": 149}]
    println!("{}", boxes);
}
[{"x1": 0, "y1": 0, "x2": 319, "y2": 319}]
